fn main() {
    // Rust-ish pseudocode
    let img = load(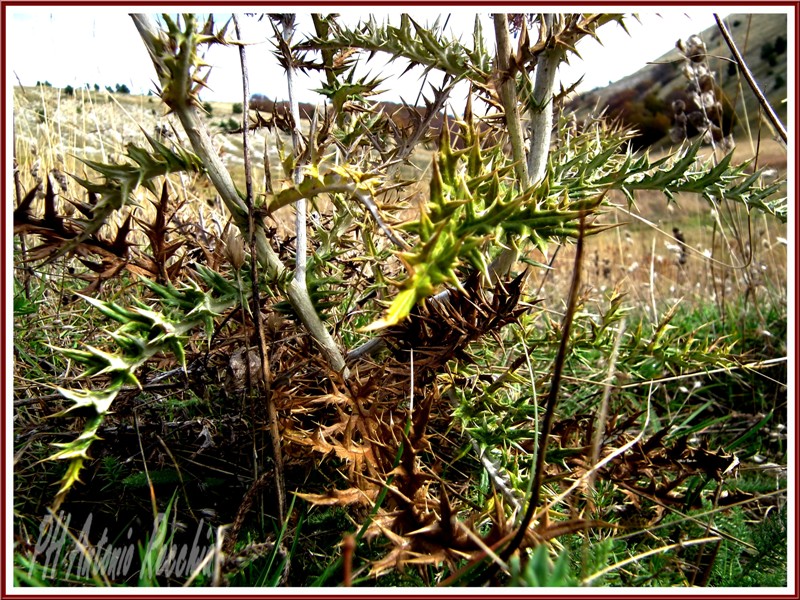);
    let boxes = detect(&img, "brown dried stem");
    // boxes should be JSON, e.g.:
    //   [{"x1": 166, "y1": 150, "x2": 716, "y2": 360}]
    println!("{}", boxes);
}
[
  {"x1": 501, "y1": 214, "x2": 586, "y2": 563},
  {"x1": 234, "y1": 13, "x2": 286, "y2": 524}
]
